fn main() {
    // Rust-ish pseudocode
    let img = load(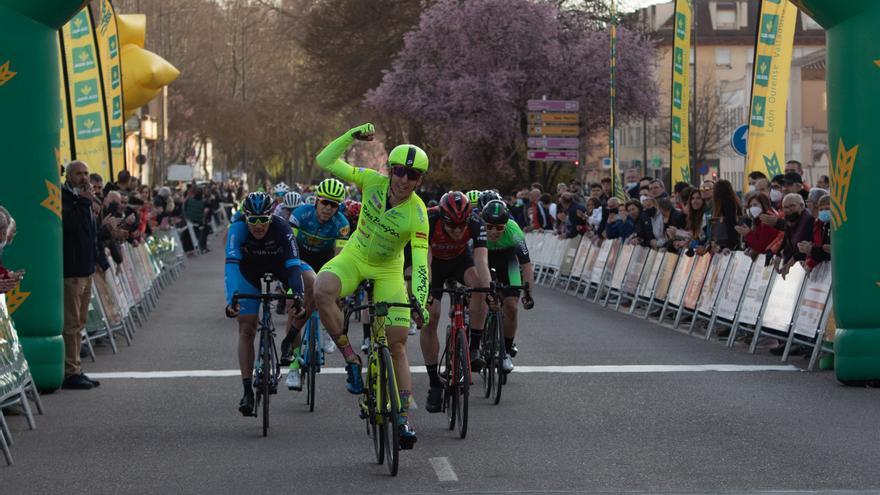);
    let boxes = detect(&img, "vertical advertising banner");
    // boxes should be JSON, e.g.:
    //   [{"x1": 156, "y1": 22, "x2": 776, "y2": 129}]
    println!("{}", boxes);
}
[
  {"x1": 609, "y1": 4, "x2": 626, "y2": 201},
  {"x1": 670, "y1": 0, "x2": 692, "y2": 185},
  {"x1": 61, "y1": 7, "x2": 111, "y2": 180},
  {"x1": 94, "y1": 0, "x2": 125, "y2": 175},
  {"x1": 745, "y1": 0, "x2": 798, "y2": 178},
  {"x1": 57, "y1": 37, "x2": 72, "y2": 168}
]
